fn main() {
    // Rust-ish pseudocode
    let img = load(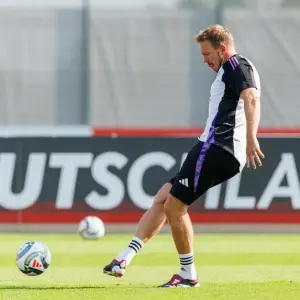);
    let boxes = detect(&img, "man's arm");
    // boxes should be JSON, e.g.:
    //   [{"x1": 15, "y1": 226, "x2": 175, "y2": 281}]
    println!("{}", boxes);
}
[
  {"x1": 240, "y1": 87, "x2": 264, "y2": 168},
  {"x1": 240, "y1": 87, "x2": 260, "y2": 139},
  {"x1": 223, "y1": 60, "x2": 264, "y2": 169},
  {"x1": 222, "y1": 59, "x2": 265, "y2": 168}
]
